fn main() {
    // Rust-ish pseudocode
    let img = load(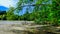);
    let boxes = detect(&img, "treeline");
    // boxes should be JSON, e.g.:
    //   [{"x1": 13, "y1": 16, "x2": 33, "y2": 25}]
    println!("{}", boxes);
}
[{"x1": 0, "y1": 9, "x2": 37, "y2": 21}]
